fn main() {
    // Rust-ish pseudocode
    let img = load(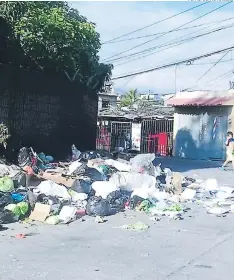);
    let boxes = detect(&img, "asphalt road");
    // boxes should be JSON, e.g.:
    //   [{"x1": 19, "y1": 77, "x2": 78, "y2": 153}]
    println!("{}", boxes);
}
[{"x1": 0, "y1": 158, "x2": 233, "y2": 280}]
